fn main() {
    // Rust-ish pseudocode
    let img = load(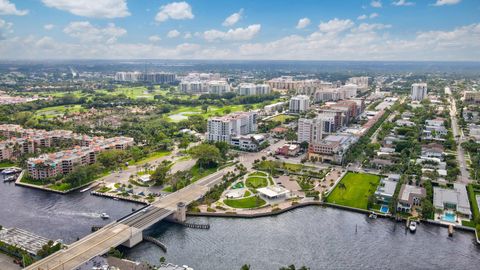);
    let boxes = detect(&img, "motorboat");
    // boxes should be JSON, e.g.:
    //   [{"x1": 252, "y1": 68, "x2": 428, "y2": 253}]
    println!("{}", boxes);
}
[
  {"x1": 409, "y1": 221, "x2": 417, "y2": 232},
  {"x1": 100, "y1": 213, "x2": 110, "y2": 219},
  {"x1": 3, "y1": 175, "x2": 16, "y2": 182},
  {"x1": 368, "y1": 211, "x2": 377, "y2": 219},
  {"x1": 1, "y1": 168, "x2": 18, "y2": 175}
]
